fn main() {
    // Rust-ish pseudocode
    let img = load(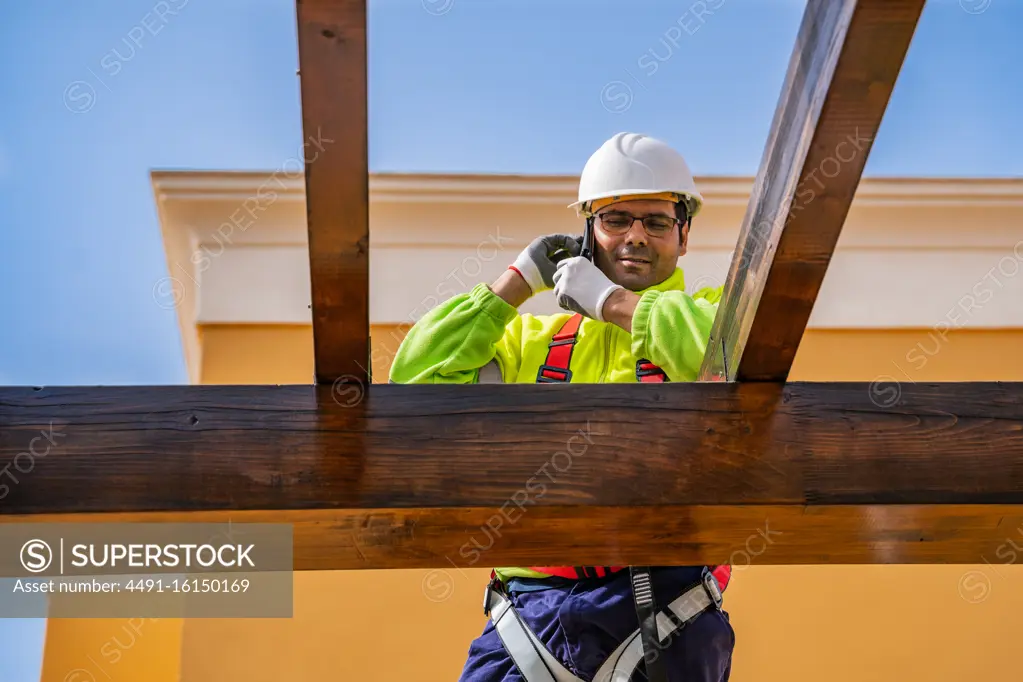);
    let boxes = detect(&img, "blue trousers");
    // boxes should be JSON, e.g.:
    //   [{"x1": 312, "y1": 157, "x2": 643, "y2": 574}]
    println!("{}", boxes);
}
[{"x1": 458, "y1": 567, "x2": 734, "y2": 682}]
